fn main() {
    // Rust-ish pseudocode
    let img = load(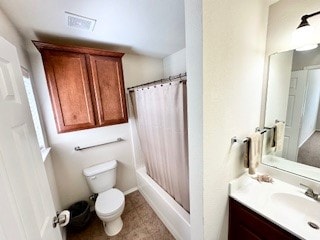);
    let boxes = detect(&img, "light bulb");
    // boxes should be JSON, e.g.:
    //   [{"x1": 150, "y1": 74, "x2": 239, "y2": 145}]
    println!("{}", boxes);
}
[{"x1": 292, "y1": 25, "x2": 318, "y2": 51}]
